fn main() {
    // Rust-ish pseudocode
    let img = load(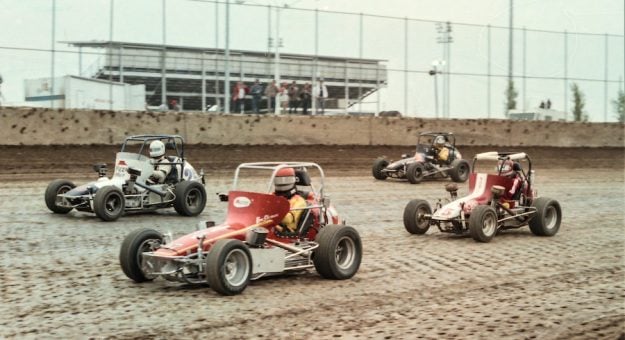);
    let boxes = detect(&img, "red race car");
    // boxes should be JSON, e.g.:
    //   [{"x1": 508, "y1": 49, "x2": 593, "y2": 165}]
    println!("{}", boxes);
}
[
  {"x1": 403, "y1": 152, "x2": 562, "y2": 242},
  {"x1": 120, "y1": 162, "x2": 362, "y2": 295}
]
